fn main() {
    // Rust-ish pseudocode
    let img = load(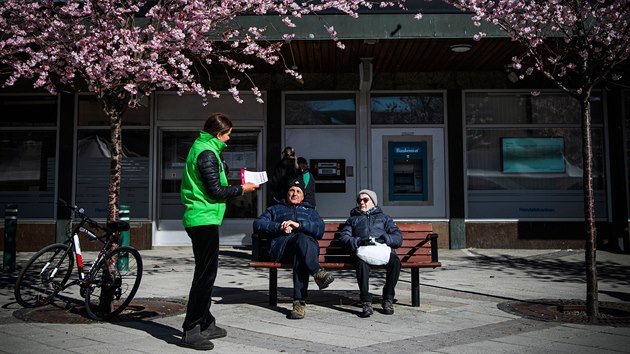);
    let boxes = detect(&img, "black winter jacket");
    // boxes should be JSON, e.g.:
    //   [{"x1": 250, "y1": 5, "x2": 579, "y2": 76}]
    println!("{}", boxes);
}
[
  {"x1": 198, "y1": 150, "x2": 243, "y2": 199},
  {"x1": 269, "y1": 157, "x2": 299, "y2": 203},
  {"x1": 338, "y1": 206, "x2": 403, "y2": 252}
]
